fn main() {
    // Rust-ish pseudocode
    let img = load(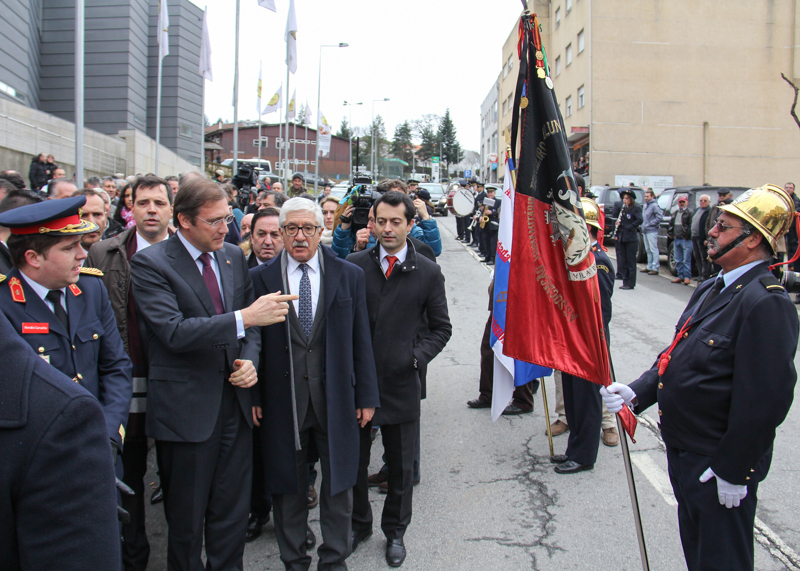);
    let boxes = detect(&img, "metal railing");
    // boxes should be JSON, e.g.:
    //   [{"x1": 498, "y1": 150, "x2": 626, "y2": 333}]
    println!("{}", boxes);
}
[{"x1": 0, "y1": 112, "x2": 126, "y2": 174}]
